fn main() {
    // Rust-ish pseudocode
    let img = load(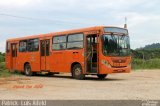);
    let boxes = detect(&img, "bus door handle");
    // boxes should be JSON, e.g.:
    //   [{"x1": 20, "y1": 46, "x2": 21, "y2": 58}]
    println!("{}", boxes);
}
[{"x1": 73, "y1": 52, "x2": 78, "y2": 54}]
